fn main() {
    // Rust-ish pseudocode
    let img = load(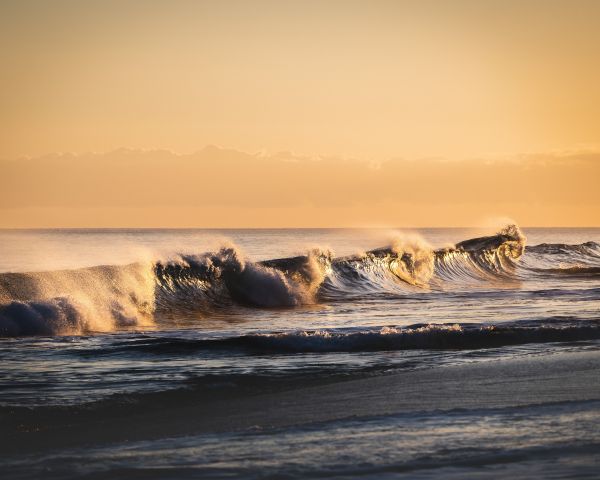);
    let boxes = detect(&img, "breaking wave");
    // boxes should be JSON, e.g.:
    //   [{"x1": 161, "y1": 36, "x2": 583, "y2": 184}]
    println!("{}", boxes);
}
[
  {"x1": 1, "y1": 224, "x2": 598, "y2": 337},
  {"x1": 0, "y1": 263, "x2": 155, "y2": 337},
  {"x1": 88, "y1": 319, "x2": 600, "y2": 355}
]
